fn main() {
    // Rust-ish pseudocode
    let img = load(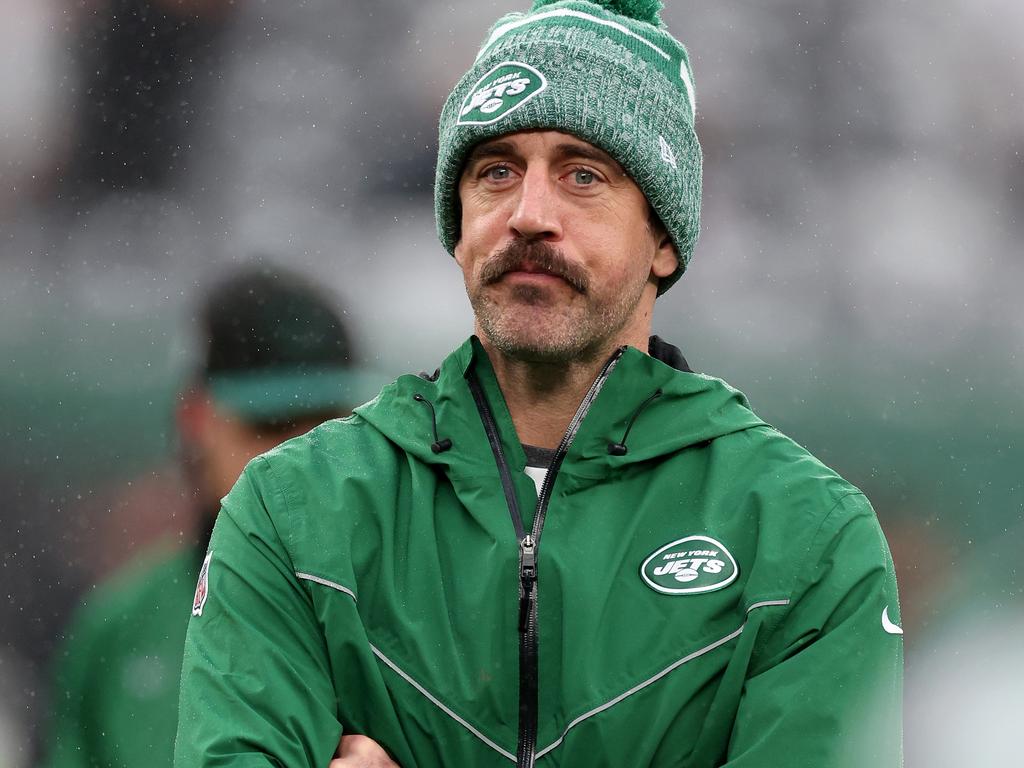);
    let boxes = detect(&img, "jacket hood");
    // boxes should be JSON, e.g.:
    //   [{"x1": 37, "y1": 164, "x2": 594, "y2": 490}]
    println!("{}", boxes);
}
[{"x1": 354, "y1": 337, "x2": 768, "y2": 478}]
